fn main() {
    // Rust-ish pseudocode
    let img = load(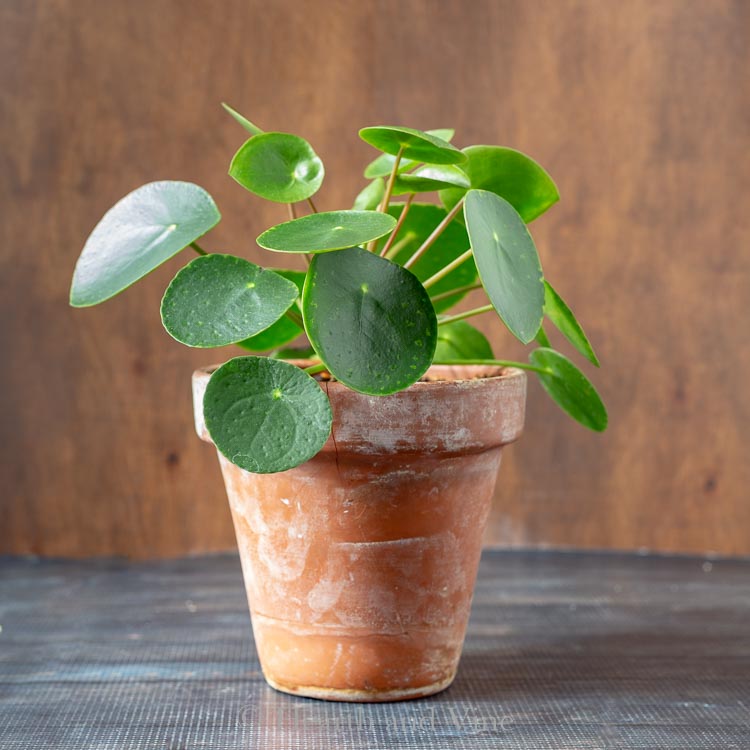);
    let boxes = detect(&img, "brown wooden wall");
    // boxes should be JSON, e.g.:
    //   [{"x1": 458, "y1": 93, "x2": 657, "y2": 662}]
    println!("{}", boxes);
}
[{"x1": 2, "y1": 0, "x2": 748, "y2": 558}]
